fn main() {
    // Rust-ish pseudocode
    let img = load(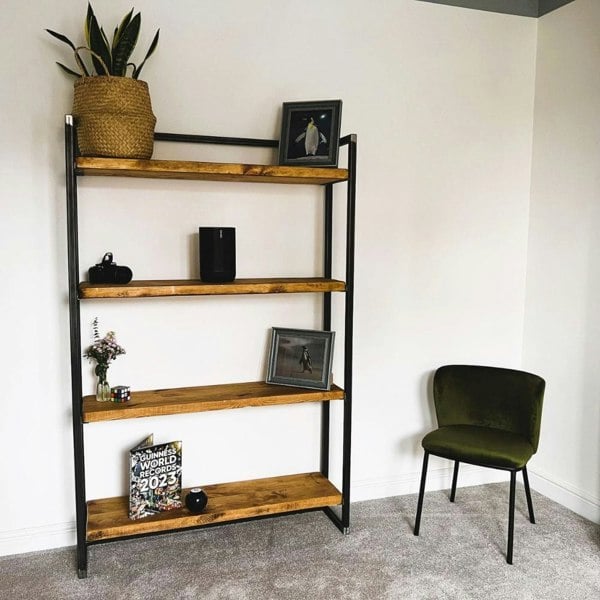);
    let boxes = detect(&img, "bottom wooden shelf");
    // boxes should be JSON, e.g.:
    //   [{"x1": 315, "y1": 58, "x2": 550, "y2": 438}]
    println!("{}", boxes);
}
[{"x1": 87, "y1": 472, "x2": 342, "y2": 542}]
